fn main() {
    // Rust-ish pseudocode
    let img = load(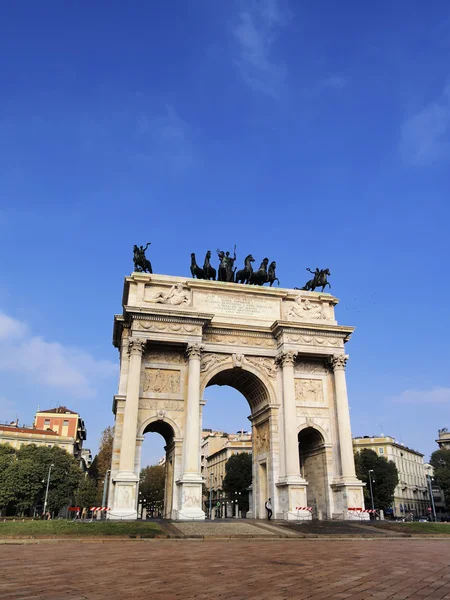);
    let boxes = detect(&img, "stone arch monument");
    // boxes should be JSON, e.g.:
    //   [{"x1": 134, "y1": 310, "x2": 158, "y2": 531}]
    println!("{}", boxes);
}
[{"x1": 108, "y1": 272, "x2": 366, "y2": 520}]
